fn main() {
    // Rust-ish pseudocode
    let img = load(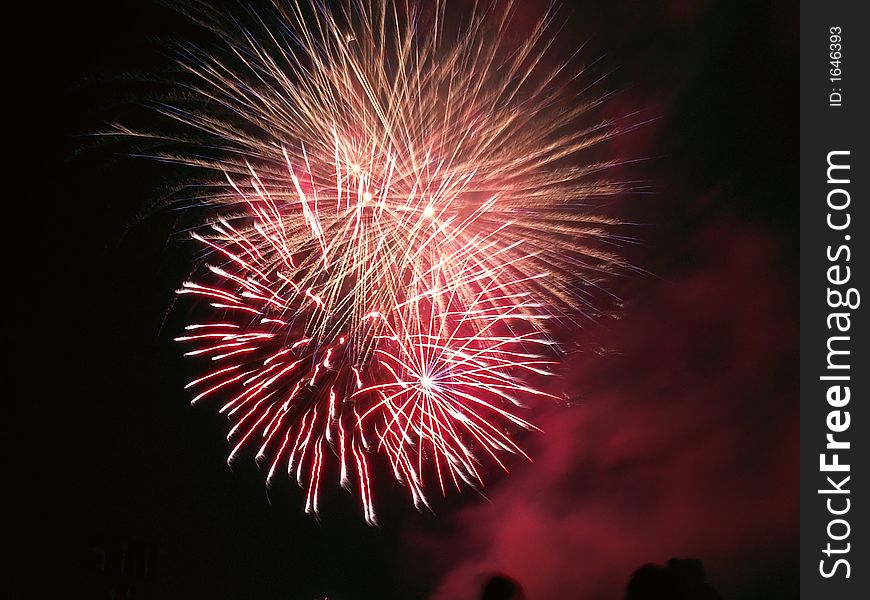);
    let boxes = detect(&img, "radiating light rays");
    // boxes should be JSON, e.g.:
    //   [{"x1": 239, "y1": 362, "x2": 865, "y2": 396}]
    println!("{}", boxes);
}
[
  {"x1": 129, "y1": 0, "x2": 630, "y2": 520},
  {"x1": 121, "y1": 0, "x2": 629, "y2": 310},
  {"x1": 357, "y1": 268, "x2": 559, "y2": 506},
  {"x1": 173, "y1": 156, "x2": 557, "y2": 517}
]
